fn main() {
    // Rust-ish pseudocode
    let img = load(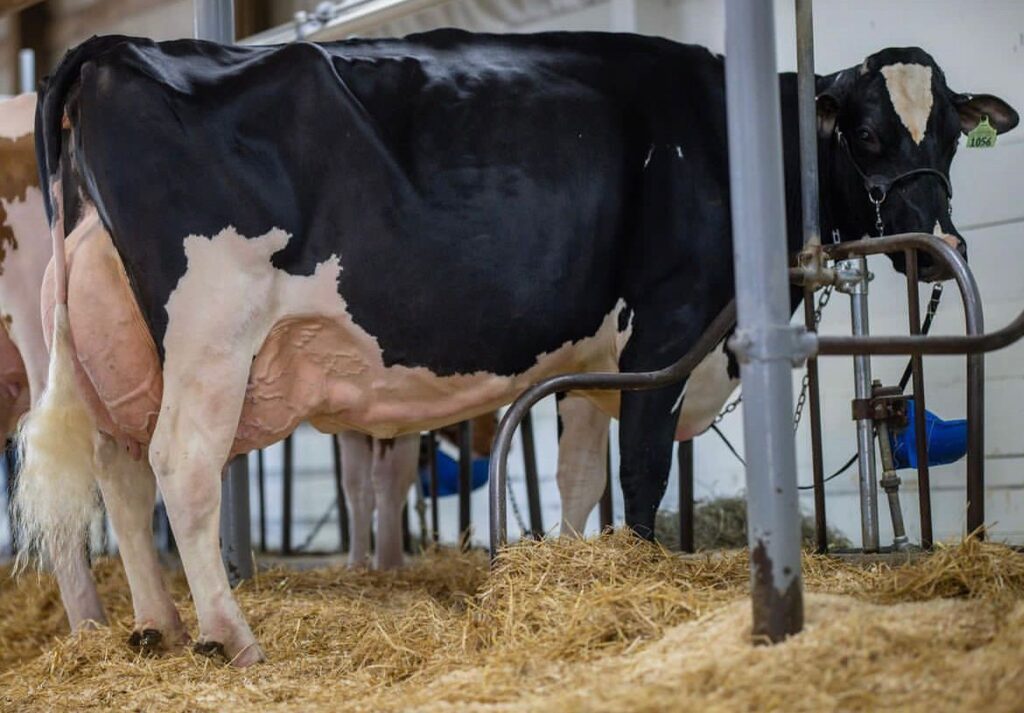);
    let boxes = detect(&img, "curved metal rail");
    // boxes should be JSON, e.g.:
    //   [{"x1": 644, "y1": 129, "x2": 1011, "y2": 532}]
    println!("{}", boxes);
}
[
  {"x1": 488, "y1": 300, "x2": 737, "y2": 559},
  {"x1": 489, "y1": 230, "x2": 1024, "y2": 559}
]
